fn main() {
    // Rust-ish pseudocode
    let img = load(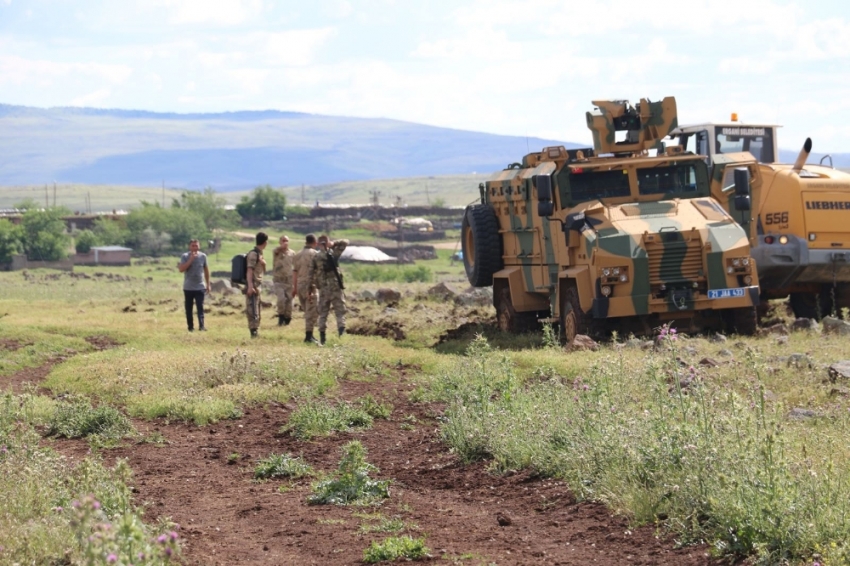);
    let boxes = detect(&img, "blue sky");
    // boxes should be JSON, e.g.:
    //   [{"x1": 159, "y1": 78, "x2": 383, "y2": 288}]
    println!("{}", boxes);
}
[{"x1": 2, "y1": 0, "x2": 850, "y2": 151}]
